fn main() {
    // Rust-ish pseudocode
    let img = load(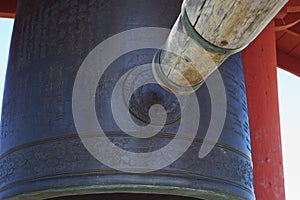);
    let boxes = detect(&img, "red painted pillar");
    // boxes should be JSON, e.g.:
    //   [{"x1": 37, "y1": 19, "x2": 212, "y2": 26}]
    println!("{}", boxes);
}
[{"x1": 242, "y1": 21, "x2": 285, "y2": 200}]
